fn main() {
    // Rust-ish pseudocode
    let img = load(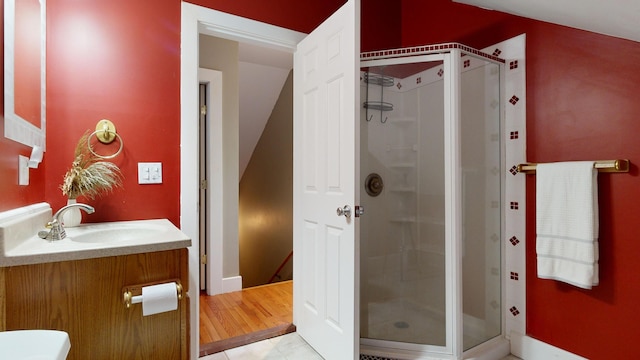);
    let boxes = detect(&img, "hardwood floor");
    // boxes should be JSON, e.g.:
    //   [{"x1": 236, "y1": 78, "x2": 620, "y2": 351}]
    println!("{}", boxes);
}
[{"x1": 199, "y1": 280, "x2": 294, "y2": 356}]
